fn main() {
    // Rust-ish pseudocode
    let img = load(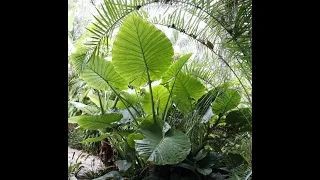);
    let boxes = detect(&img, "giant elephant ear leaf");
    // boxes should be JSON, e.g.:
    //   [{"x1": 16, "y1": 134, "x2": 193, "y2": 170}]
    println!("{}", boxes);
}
[
  {"x1": 171, "y1": 72, "x2": 206, "y2": 112},
  {"x1": 212, "y1": 89, "x2": 241, "y2": 115},
  {"x1": 112, "y1": 16, "x2": 174, "y2": 87},
  {"x1": 77, "y1": 113, "x2": 123, "y2": 130},
  {"x1": 135, "y1": 120, "x2": 191, "y2": 165},
  {"x1": 80, "y1": 56, "x2": 128, "y2": 90}
]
